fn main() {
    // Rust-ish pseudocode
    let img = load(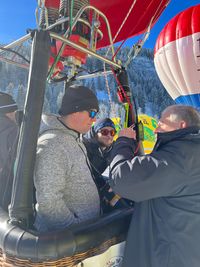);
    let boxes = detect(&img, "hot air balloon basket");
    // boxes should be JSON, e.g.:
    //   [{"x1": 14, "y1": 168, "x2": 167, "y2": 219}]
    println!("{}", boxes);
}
[{"x1": 0, "y1": 236, "x2": 121, "y2": 267}]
